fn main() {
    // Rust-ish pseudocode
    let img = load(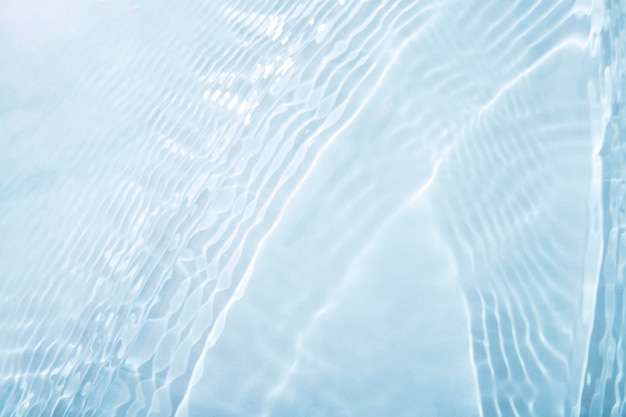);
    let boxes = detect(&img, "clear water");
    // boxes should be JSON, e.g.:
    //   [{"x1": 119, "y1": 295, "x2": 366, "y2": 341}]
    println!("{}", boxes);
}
[{"x1": 0, "y1": 0, "x2": 624, "y2": 416}]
